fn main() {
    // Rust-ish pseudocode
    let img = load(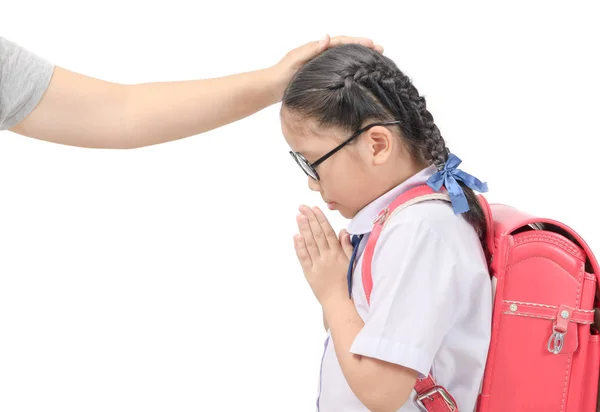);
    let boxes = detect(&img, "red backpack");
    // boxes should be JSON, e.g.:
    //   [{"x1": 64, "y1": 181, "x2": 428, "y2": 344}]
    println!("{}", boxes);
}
[{"x1": 362, "y1": 184, "x2": 600, "y2": 411}]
